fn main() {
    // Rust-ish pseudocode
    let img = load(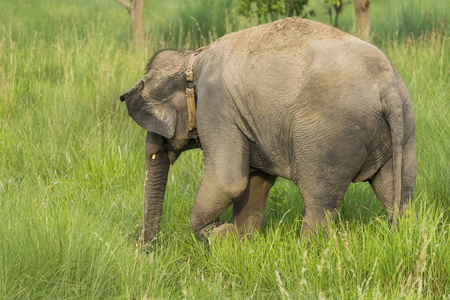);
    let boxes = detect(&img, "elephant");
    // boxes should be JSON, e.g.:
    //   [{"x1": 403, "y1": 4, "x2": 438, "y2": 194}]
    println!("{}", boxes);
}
[{"x1": 120, "y1": 17, "x2": 416, "y2": 243}]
